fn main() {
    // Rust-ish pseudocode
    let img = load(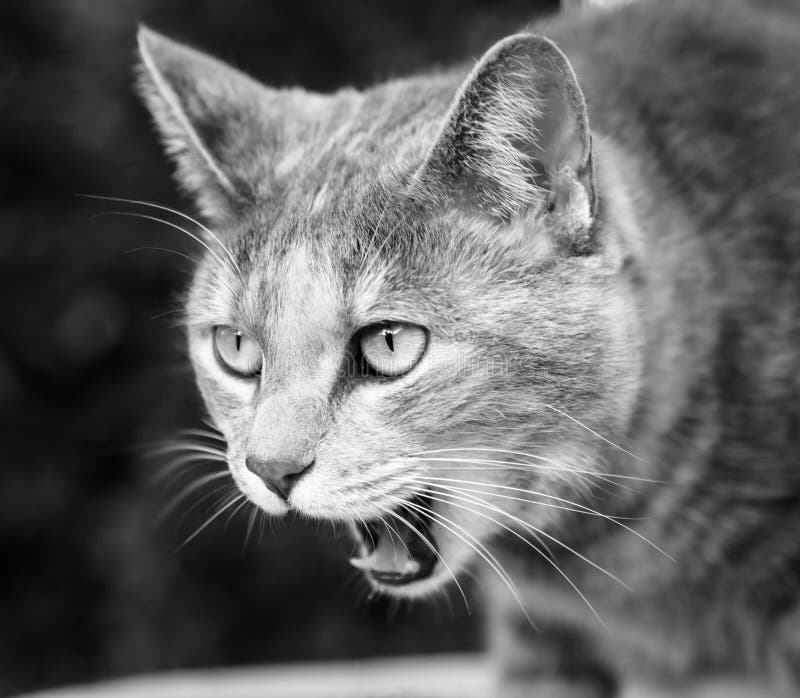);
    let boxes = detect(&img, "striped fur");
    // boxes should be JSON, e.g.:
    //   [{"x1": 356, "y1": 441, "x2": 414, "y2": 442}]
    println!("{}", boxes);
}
[{"x1": 137, "y1": 0, "x2": 800, "y2": 695}]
